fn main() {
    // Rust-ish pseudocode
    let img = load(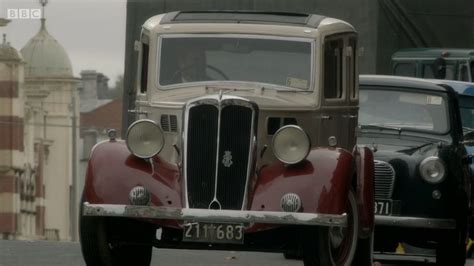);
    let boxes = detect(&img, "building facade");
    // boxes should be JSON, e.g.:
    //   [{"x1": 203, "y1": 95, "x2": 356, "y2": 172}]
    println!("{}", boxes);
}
[{"x1": 0, "y1": 16, "x2": 79, "y2": 240}]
